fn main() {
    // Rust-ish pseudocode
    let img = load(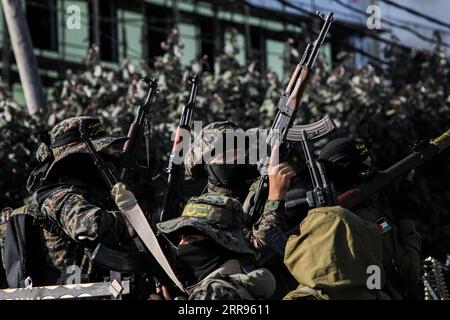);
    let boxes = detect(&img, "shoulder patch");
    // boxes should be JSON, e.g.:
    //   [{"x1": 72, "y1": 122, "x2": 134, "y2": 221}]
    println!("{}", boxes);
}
[{"x1": 375, "y1": 217, "x2": 393, "y2": 234}]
